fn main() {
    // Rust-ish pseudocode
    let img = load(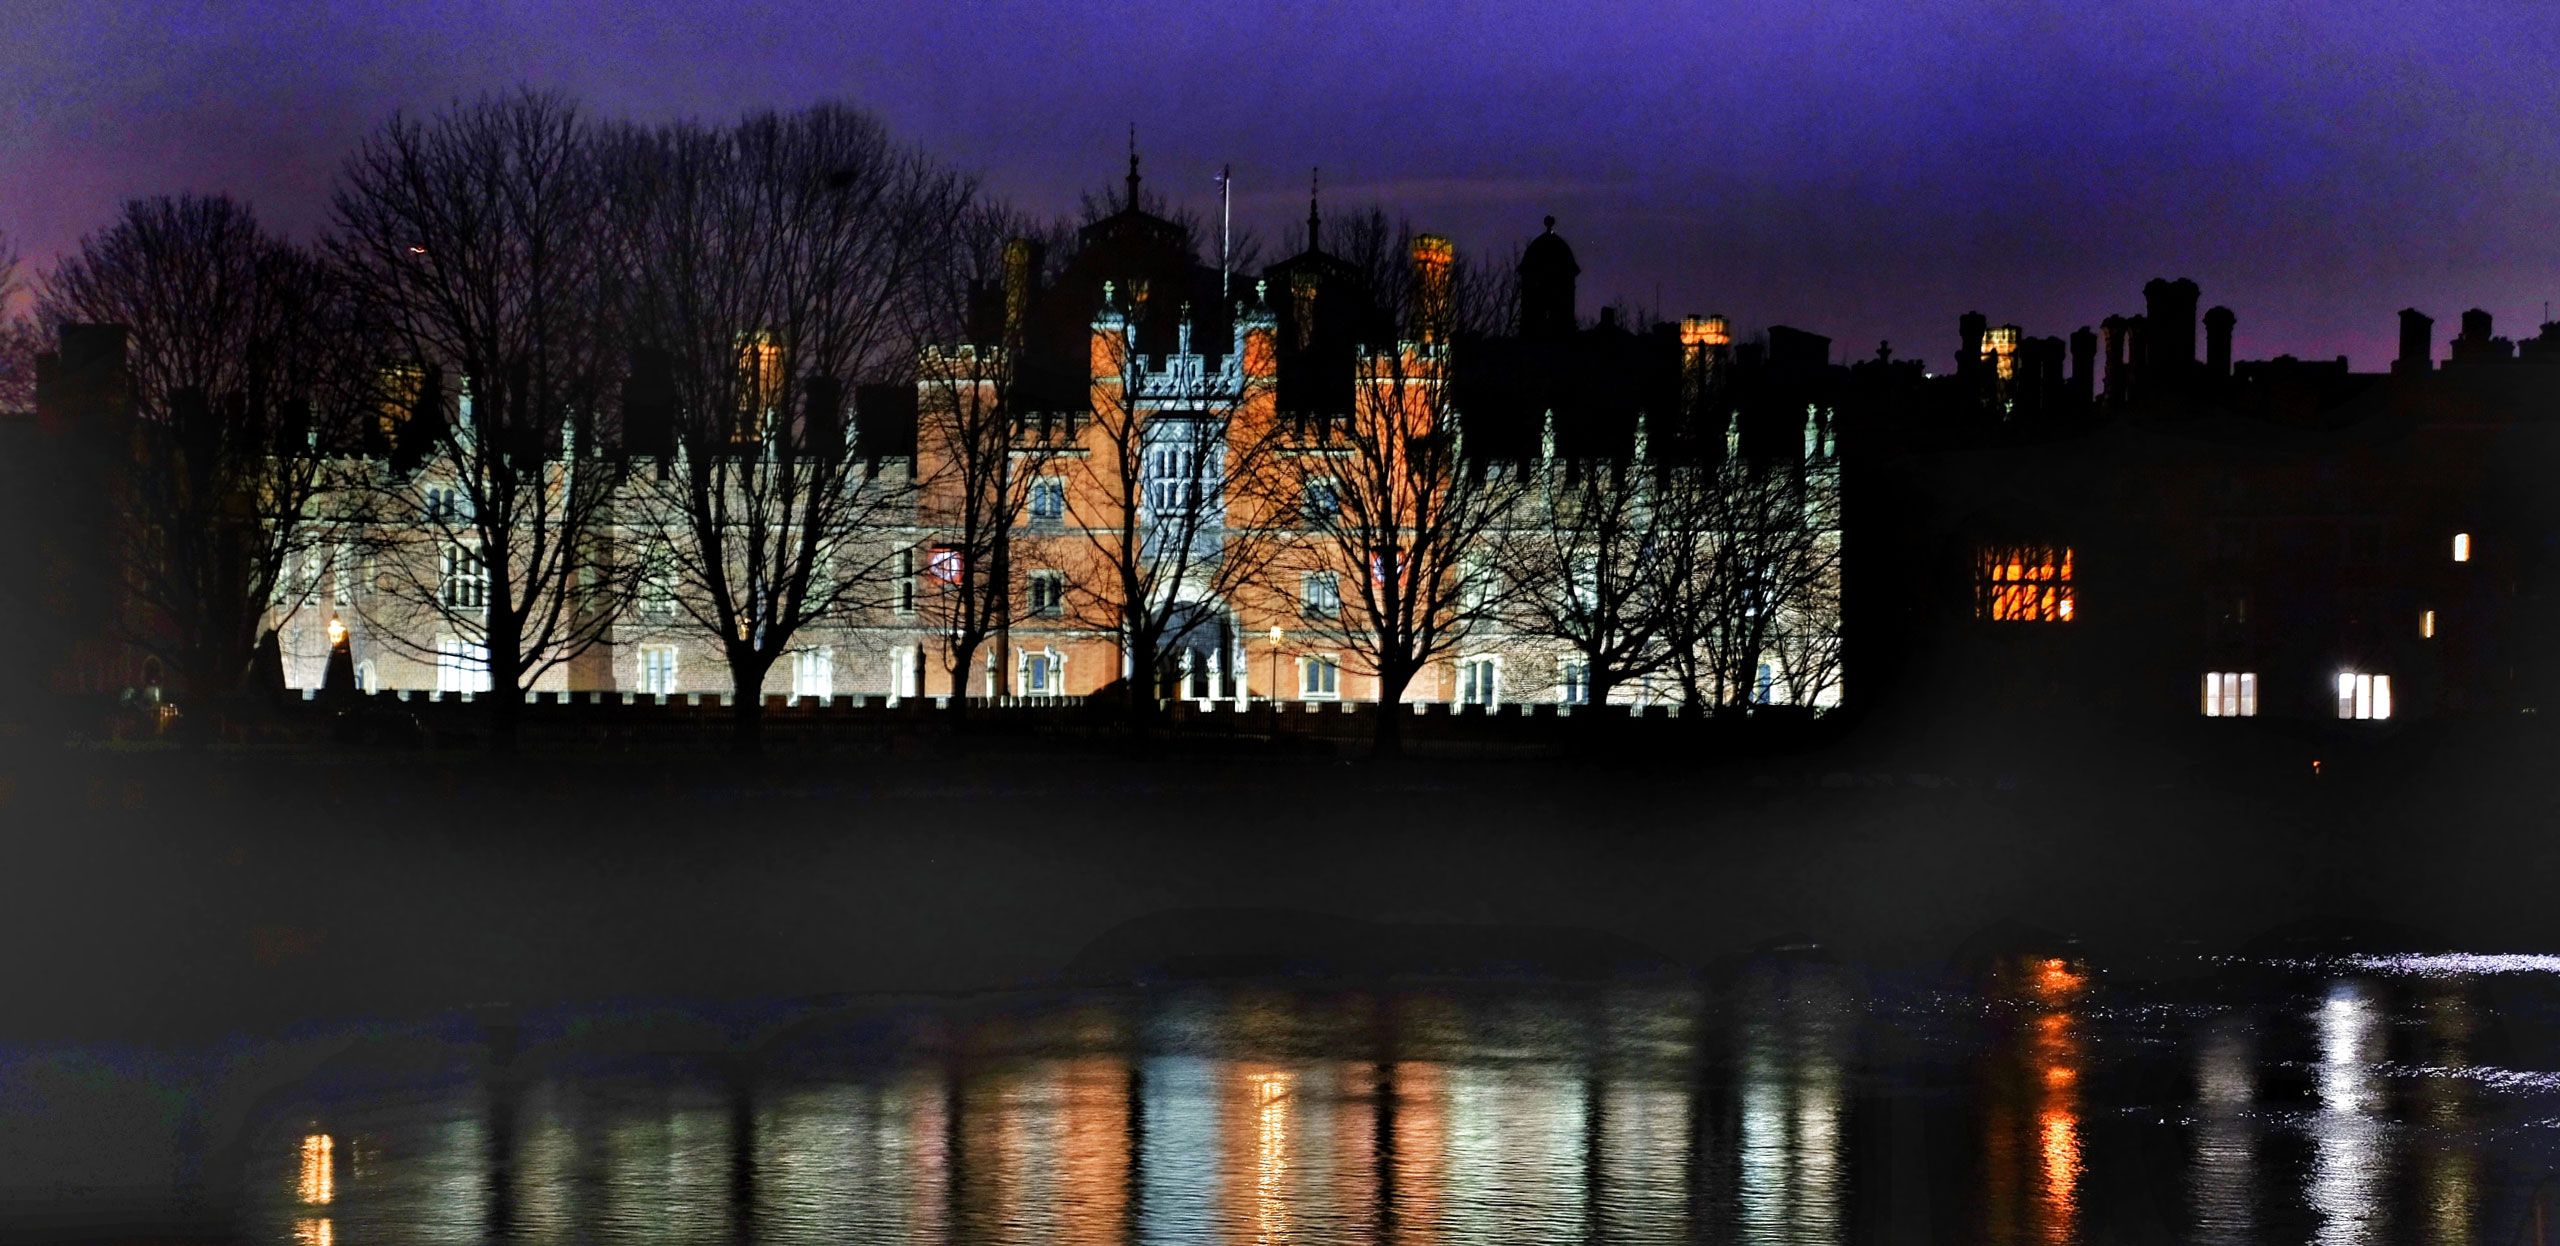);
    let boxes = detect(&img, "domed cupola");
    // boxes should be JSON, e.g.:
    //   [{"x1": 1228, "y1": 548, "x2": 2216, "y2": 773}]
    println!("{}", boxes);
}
[{"x1": 1518, "y1": 215, "x2": 1580, "y2": 341}]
